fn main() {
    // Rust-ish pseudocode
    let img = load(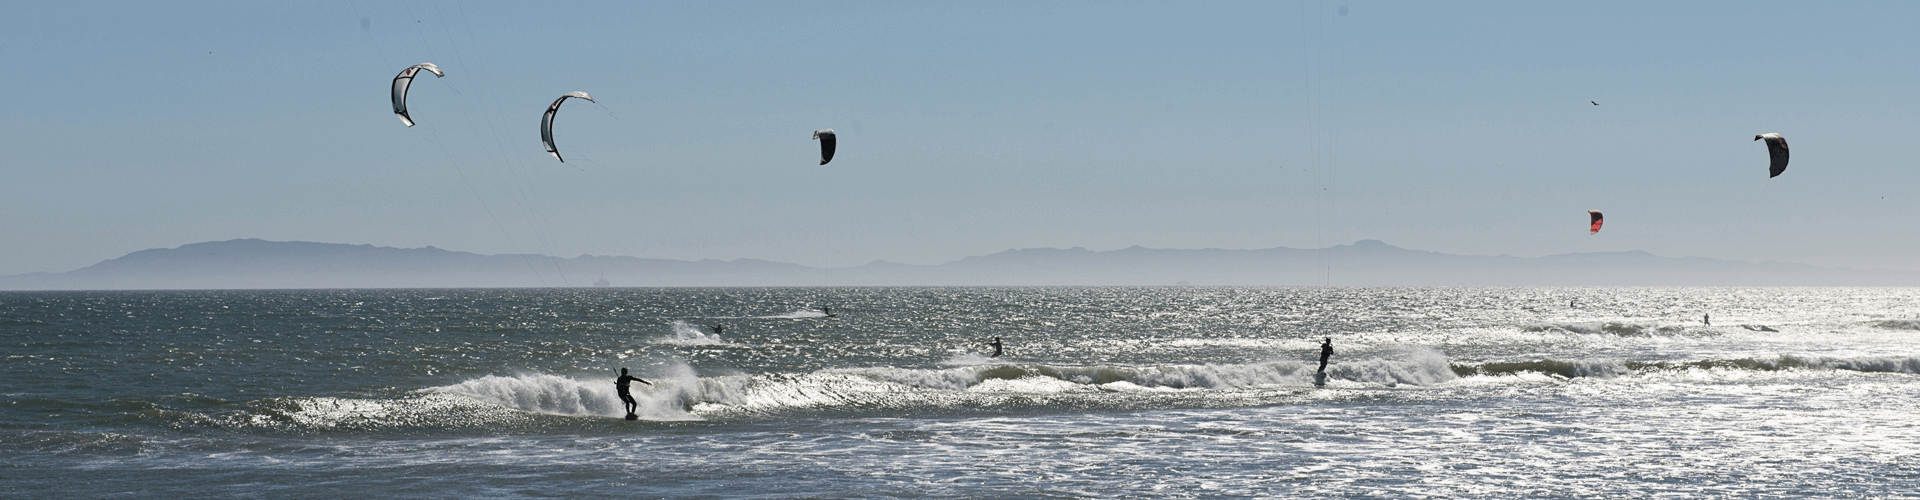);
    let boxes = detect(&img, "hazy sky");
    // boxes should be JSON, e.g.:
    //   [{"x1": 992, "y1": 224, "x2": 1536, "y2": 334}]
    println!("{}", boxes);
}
[{"x1": 5, "y1": 1, "x2": 1918, "y2": 279}]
